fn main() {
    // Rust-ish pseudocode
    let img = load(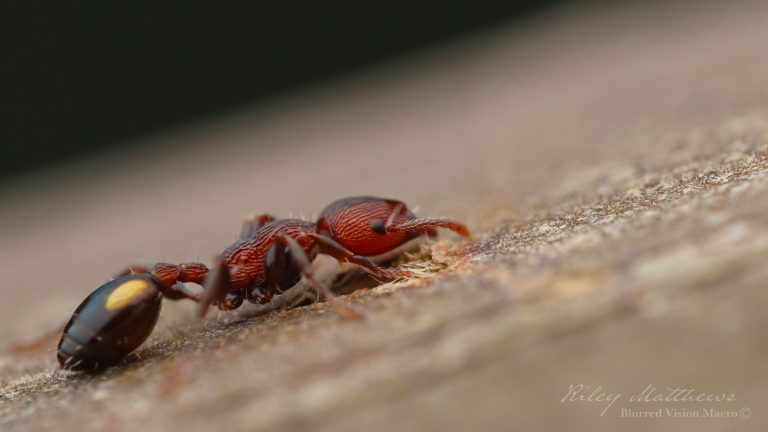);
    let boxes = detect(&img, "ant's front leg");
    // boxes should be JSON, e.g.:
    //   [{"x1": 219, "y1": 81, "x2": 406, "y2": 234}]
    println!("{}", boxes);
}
[
  {"x1": 380, "y1": 210, "x2": 470, "y2": 238},
  {"x1": 240, "y1": 213, "x2": 277, "y2": 239},
  {"x1": 276, "y1": 235, "x2": 361, "y2": 319},
  {"x1": 305, "y1": 233, "x2": 413, "y2": 279}
]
